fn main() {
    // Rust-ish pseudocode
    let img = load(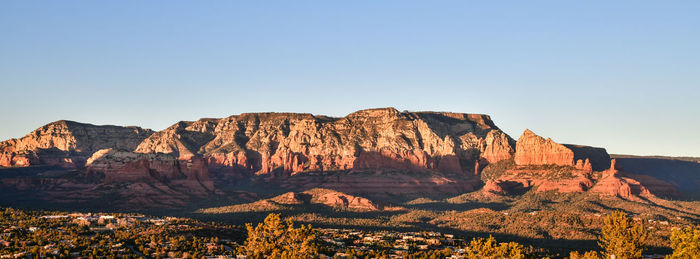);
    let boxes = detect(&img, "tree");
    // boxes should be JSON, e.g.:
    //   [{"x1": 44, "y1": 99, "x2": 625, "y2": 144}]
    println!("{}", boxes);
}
[
  {"x1": 598, "y1": 211, "x2": 648, "y2": 259},
  {"x1": 667, "y1": 226, "x2": 700, "y2": 259},
  {"x1": 244, "y1": 213, "x2": 317, "y2": 259},
  {"x1": 466, "y1": 235, "x2": 525, "y2": 259},
  {"x1": 569, "y1": 250, "x2": 601, "y2": 259}
]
